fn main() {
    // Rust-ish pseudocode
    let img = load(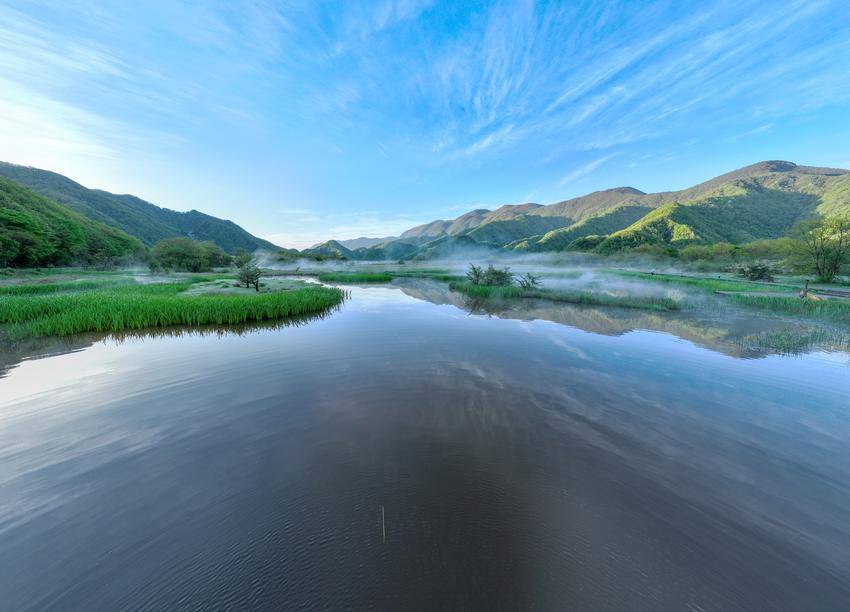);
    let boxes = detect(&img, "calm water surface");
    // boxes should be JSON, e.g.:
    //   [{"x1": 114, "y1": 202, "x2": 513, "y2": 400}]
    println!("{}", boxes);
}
[{"x1": 2, "y1": 282, "x2": 850, "y2": 610}]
